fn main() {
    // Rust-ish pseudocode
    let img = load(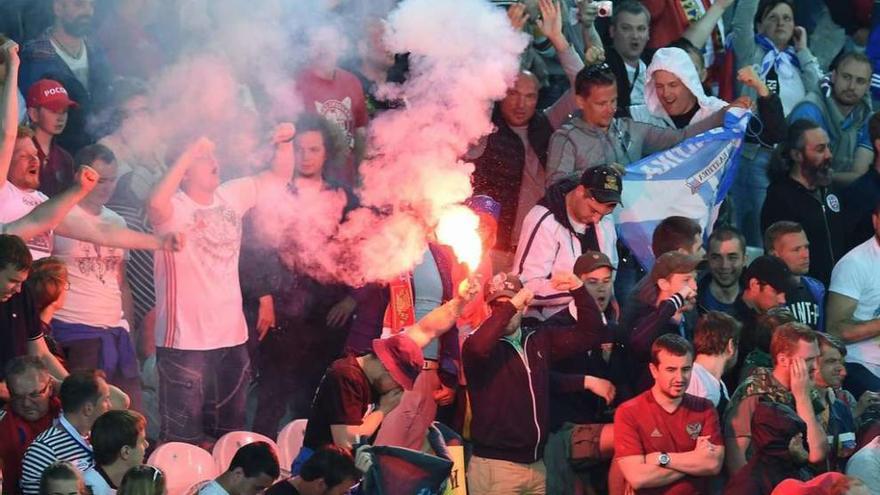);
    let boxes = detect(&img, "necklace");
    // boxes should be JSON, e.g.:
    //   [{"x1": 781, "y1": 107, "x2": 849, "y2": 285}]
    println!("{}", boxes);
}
[{"x1": 51, "y1": 30, "x2": 84, "y2": 59}]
